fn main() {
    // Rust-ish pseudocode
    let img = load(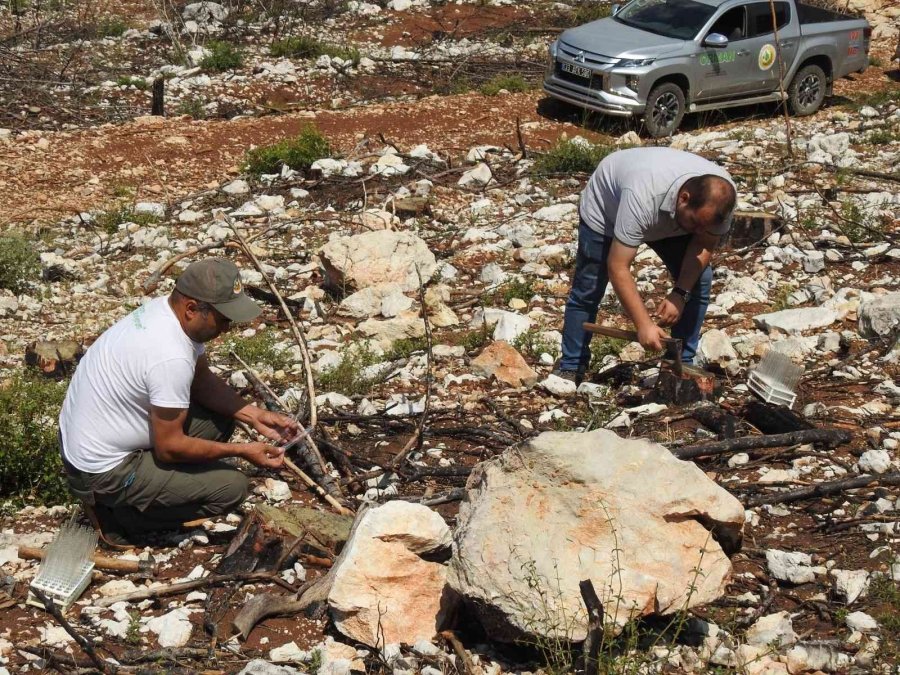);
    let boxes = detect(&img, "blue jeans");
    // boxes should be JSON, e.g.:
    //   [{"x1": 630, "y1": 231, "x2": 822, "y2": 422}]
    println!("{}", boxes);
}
[{"x1": 559, "y1": 220, "x2": 712, "y2": 372}]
